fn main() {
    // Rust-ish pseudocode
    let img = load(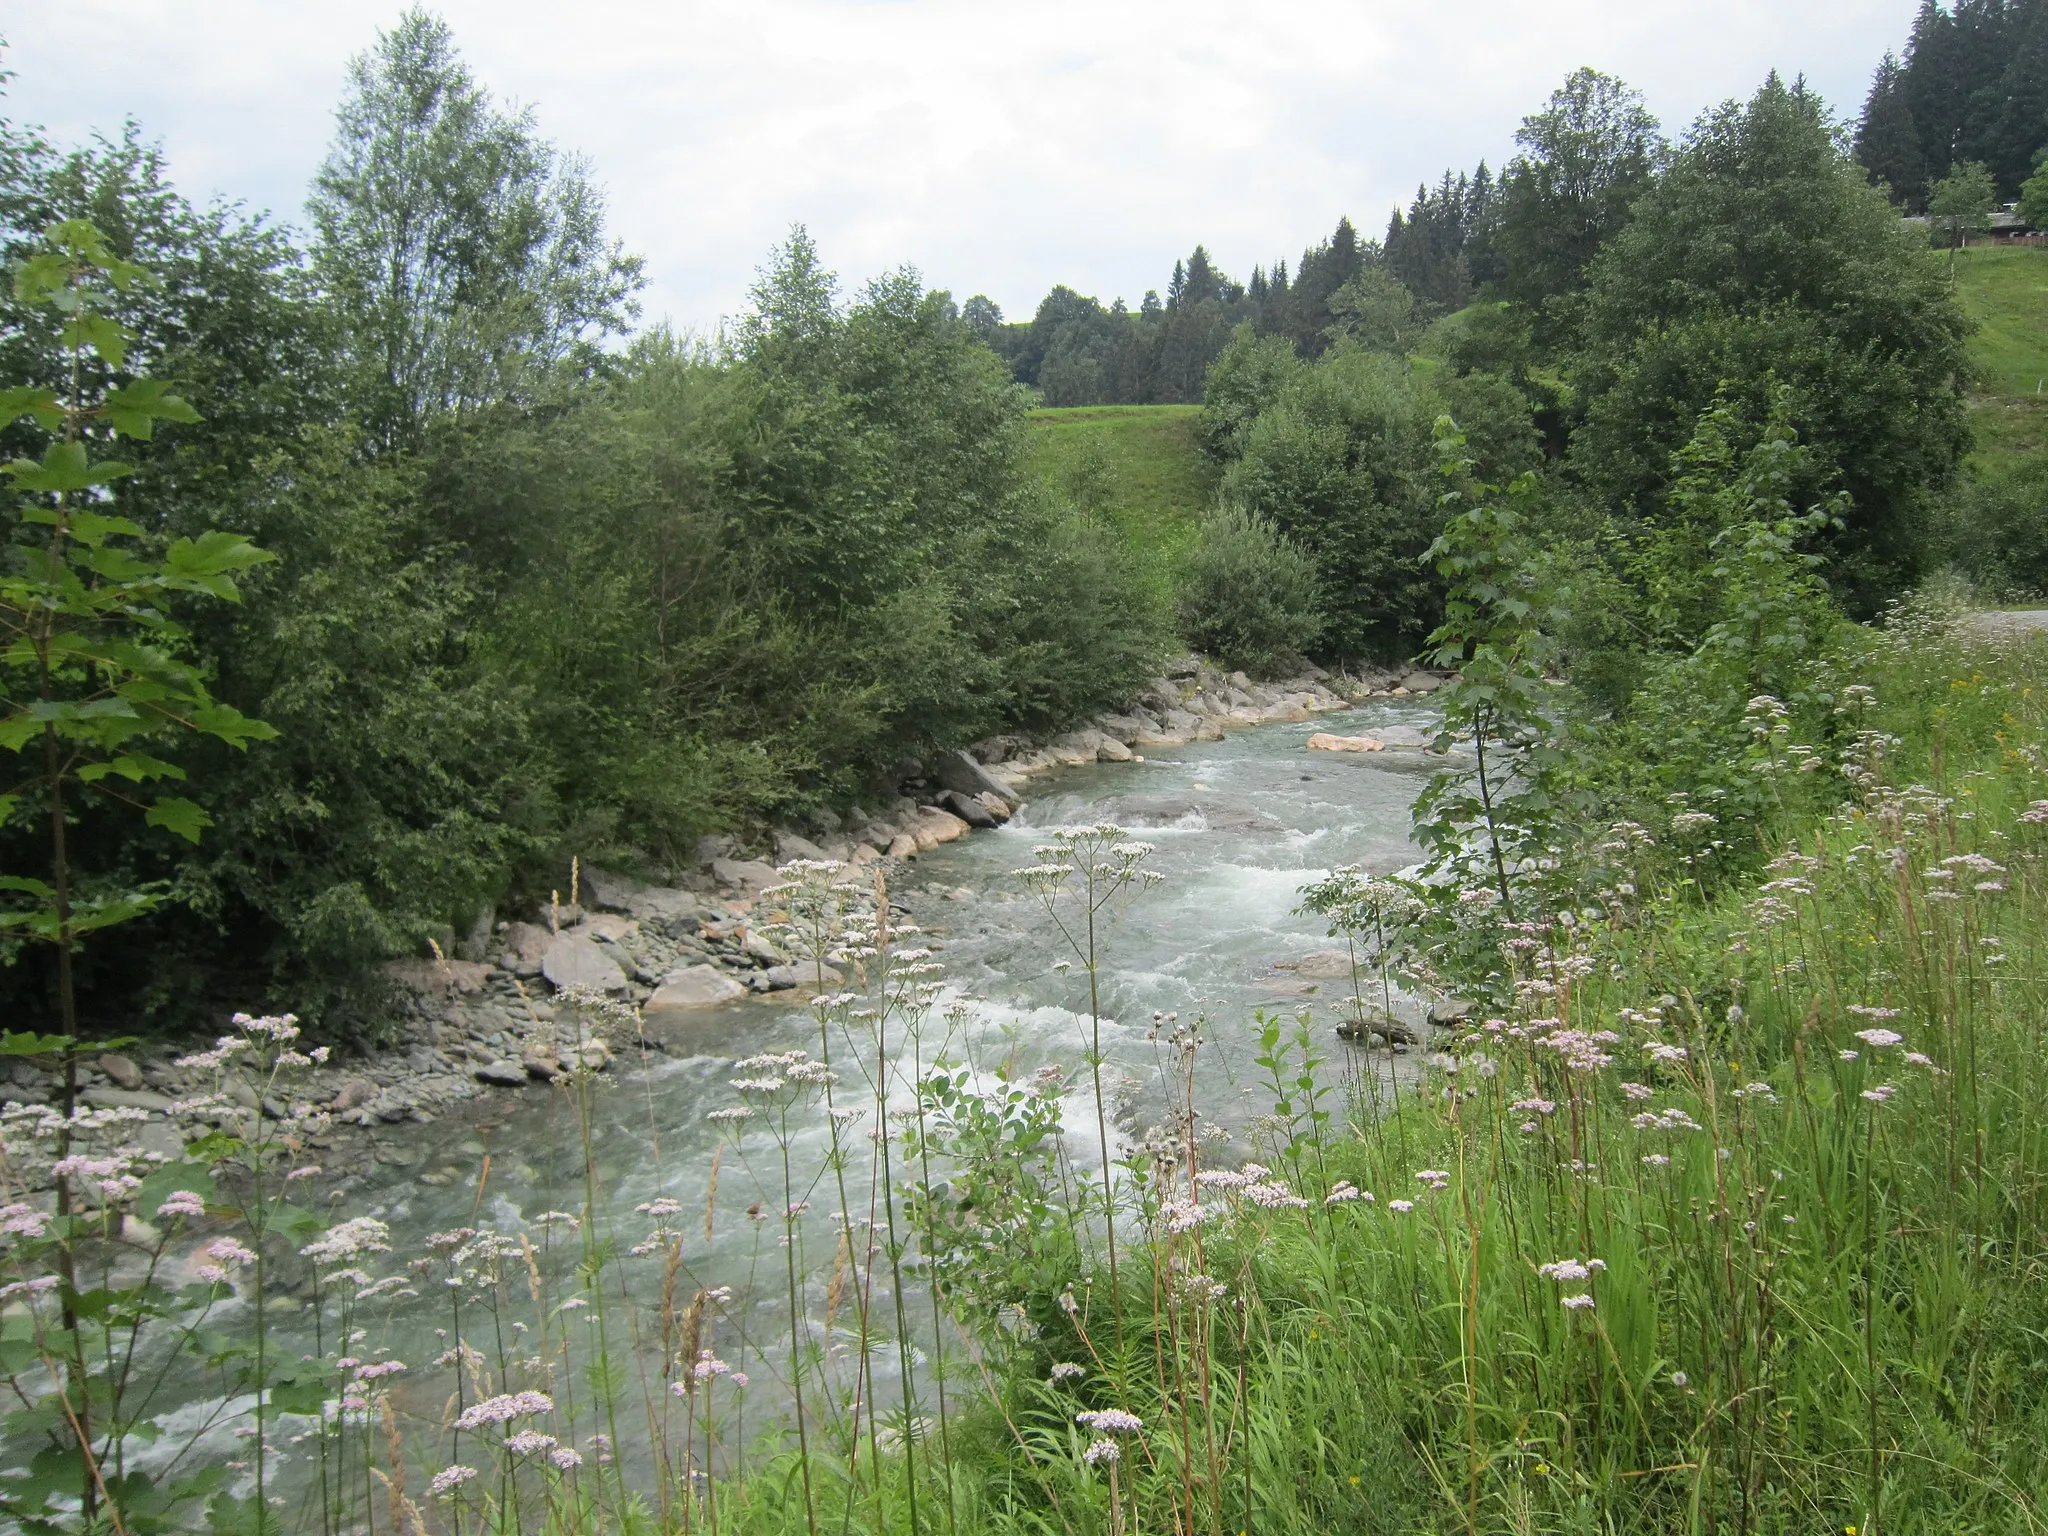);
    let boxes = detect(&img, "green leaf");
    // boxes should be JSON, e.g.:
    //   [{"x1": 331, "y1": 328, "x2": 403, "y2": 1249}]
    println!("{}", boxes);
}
[
  {"x1": 78, "y1": 753, "x2": 187, "y2": 785},
  {"x1": 0, "y1": 386, "x2": 63, "y2": 430},
  {"x1": 102, "y1": 378, "x2": 201, "y2": 439},
  {"x1": 5, "y1": 441, "x2": 134, "y2": 494},
  {"x1": 70, "y1": 312, "x2": 129, "y2": 370},
  {"x1": 191, "y1": 703, "x2": 277, "y2": 748},
  {"x1": 0, "y1": 1031, "x2": 74, "y2": 1057},
  {"x1": 145, "y1": 796, "x2": 212, "y2": 843}
]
